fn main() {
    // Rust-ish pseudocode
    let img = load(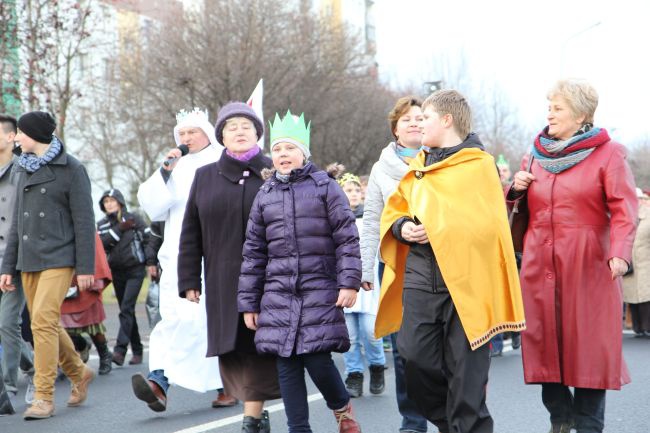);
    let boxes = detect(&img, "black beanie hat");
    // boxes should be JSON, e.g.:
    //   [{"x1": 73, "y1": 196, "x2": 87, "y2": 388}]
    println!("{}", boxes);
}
[{"x1": 17, "y1": 111, "x2": 56, "y2": 143}]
